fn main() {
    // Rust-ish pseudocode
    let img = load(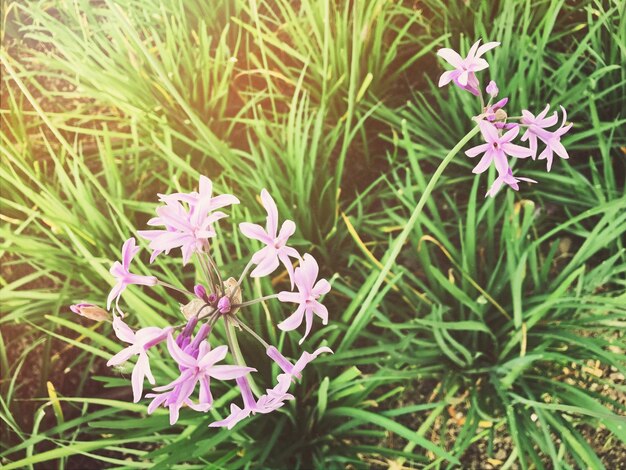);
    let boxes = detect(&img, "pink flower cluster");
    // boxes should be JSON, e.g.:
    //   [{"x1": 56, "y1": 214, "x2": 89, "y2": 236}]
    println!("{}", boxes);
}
[
  {"x1": 437, "y1": 40, "x2": 573, "y2": 197},
  {"x1": 71, "y1": 177, "x2": 332, "y2": 428}
]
